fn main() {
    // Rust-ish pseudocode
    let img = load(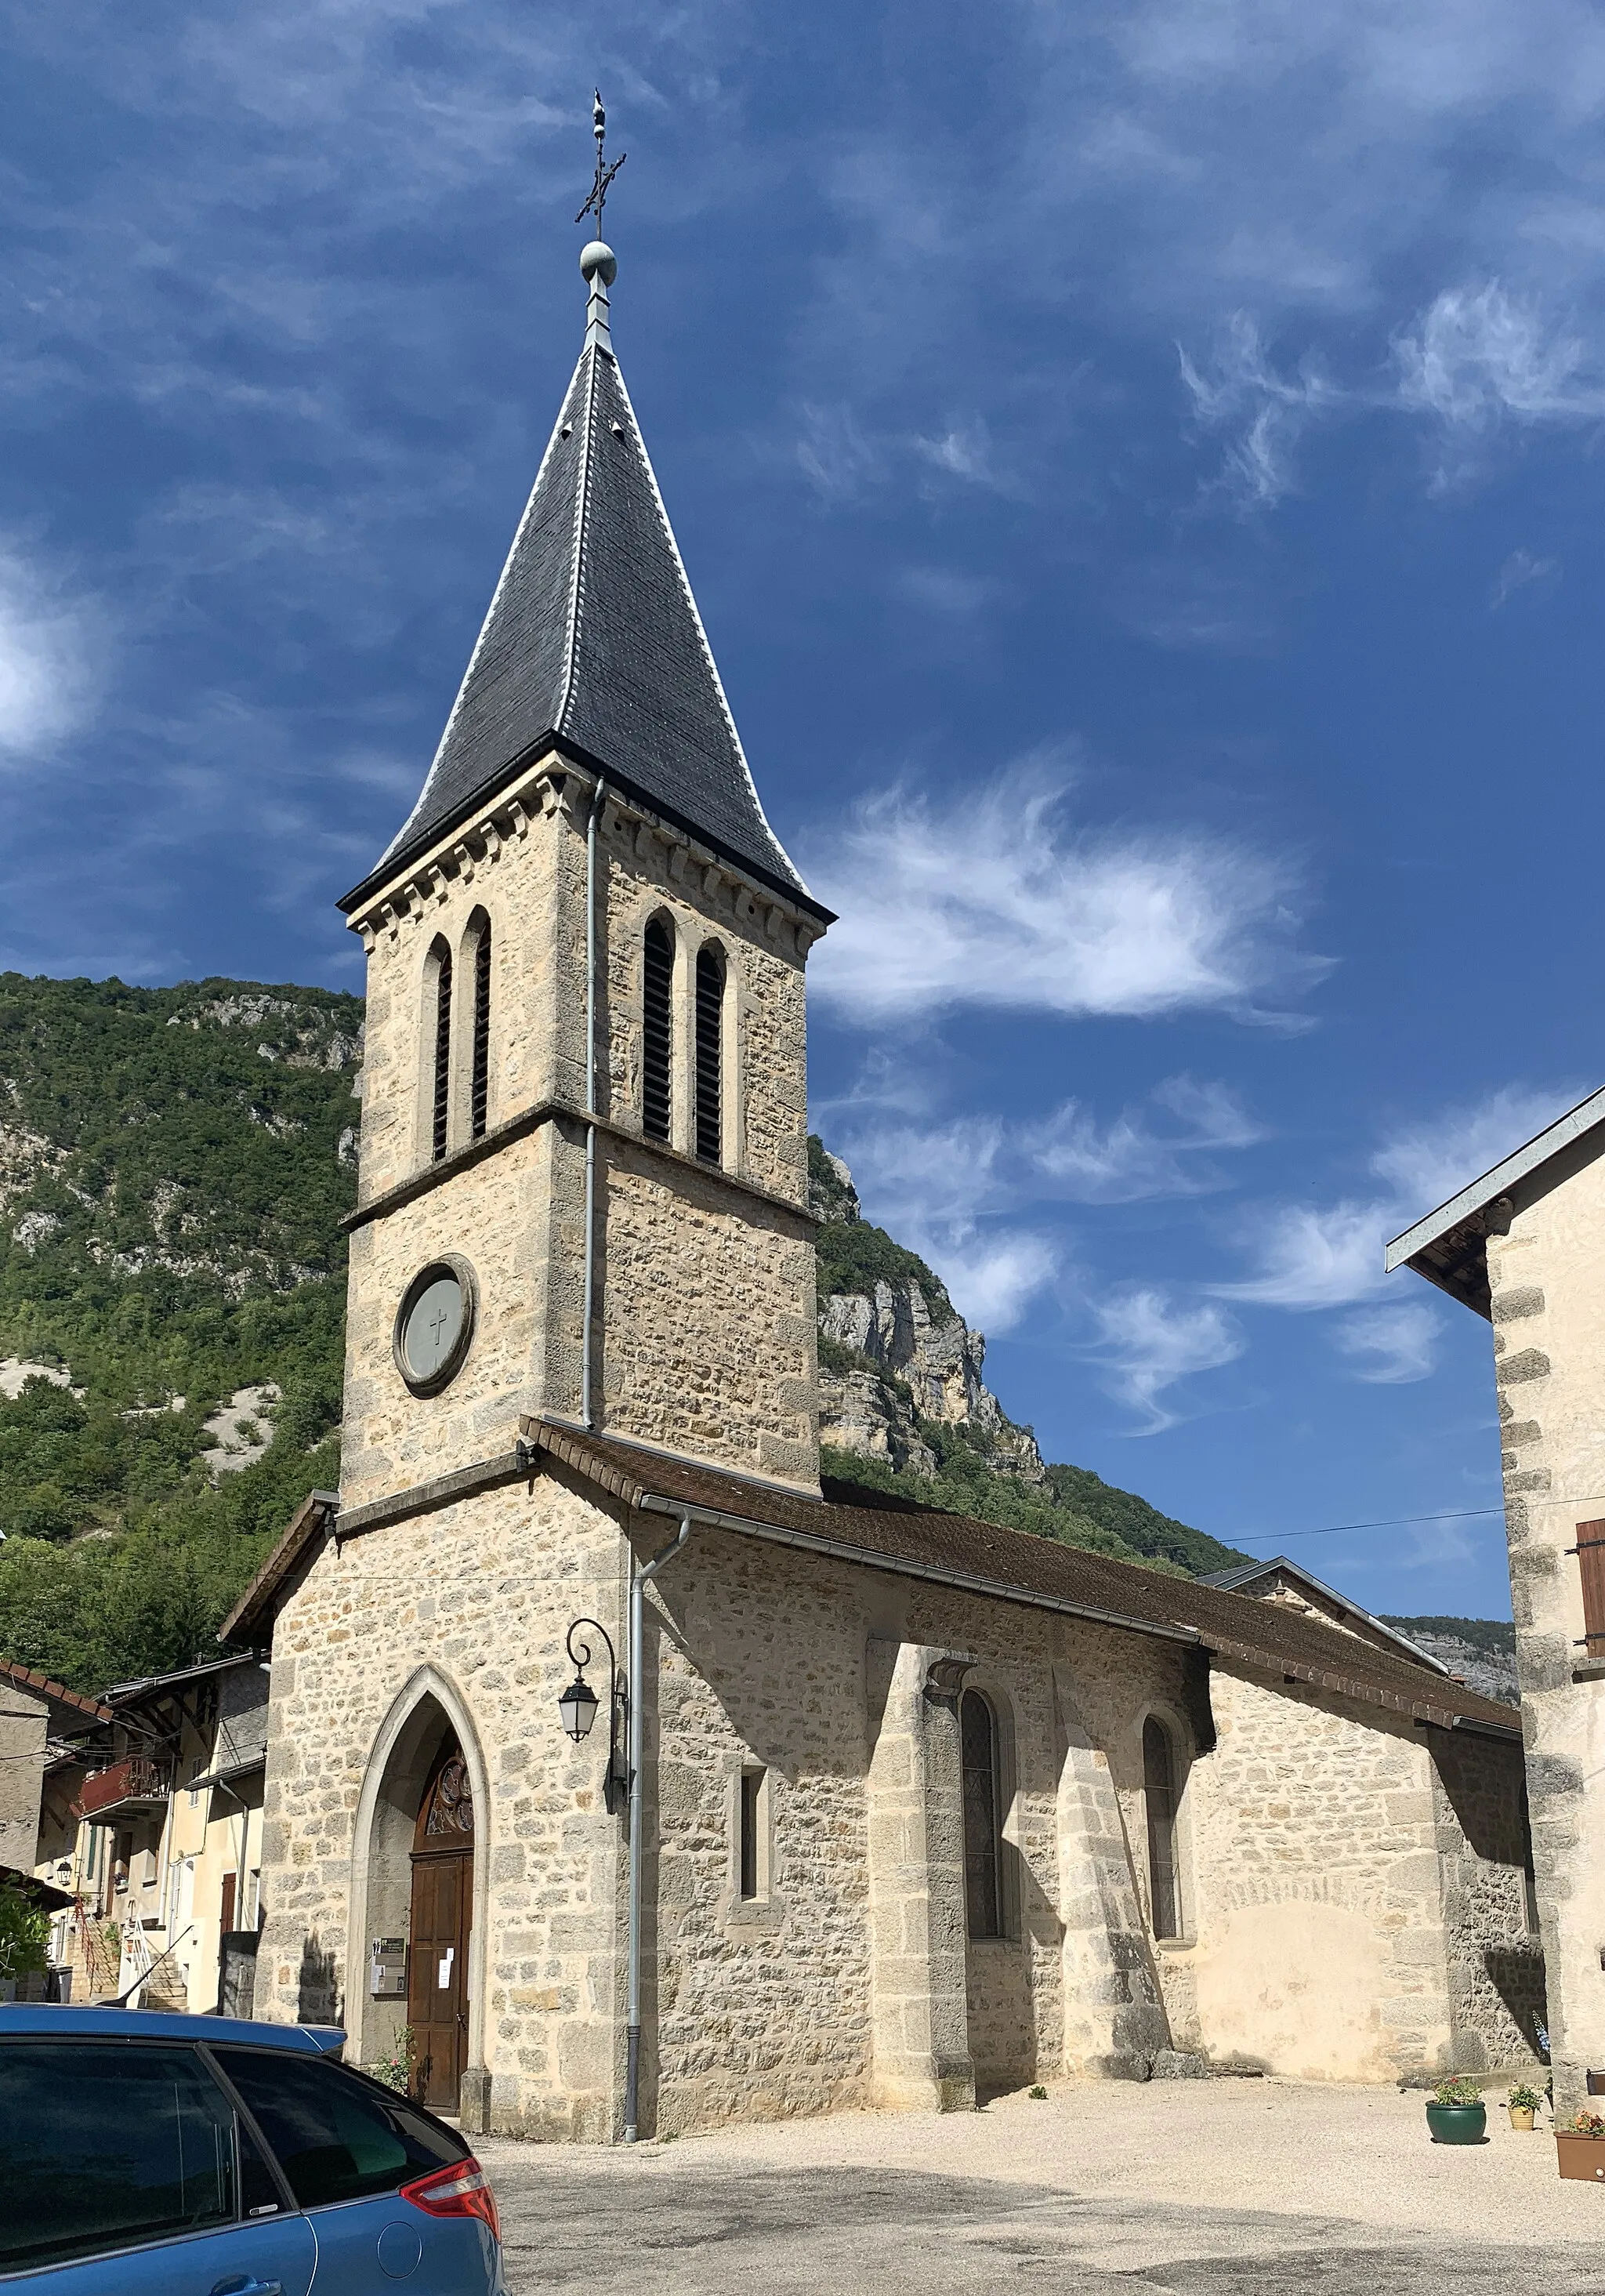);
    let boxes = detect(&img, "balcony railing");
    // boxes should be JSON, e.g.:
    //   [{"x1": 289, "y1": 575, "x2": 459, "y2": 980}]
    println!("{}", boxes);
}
[{"x1": 73, "y1": 1756, "x2": 172, "y2": 1823}]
